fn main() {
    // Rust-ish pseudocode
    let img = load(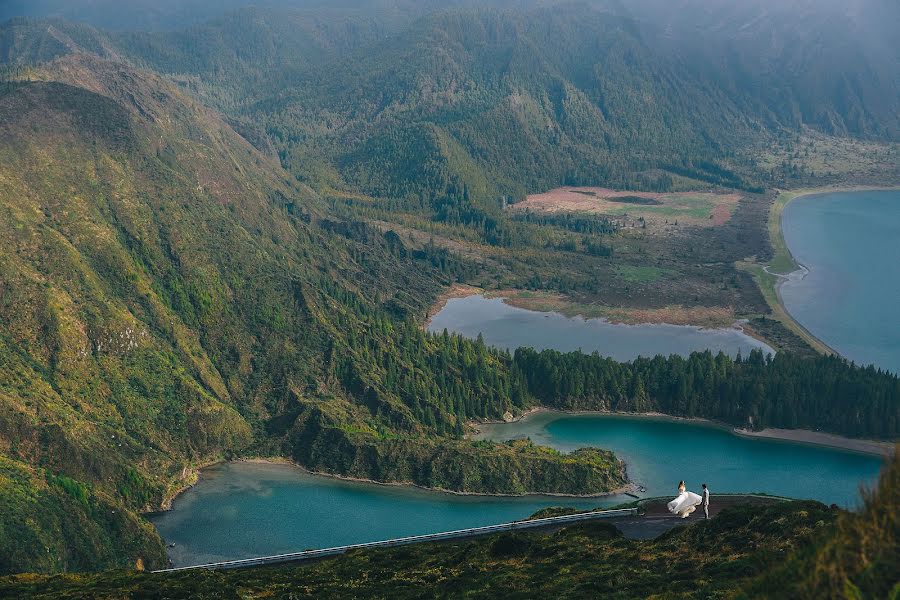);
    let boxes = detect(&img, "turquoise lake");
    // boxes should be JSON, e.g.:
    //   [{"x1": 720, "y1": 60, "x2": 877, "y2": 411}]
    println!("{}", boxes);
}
[
  {"x1": 427, "y1": 295, "x2": 772, "y2": 360},
  {"x1": 476, "y1": 413, "x2": 883, "y2": 506},
  {"x1": 150, "y1": 461, "x2": 602, "y2": 567},
  {"x1": 151, "y1": 416, "x2": 883, "y2": 567},
  {"x1": 781, "y1": 190, "x2": 900, "y2": 374}
]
